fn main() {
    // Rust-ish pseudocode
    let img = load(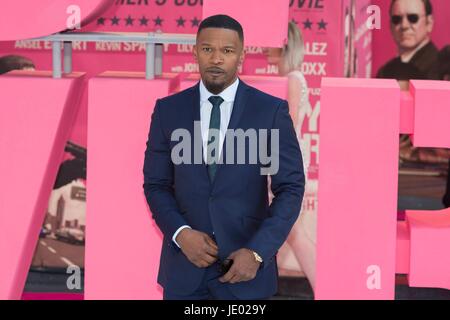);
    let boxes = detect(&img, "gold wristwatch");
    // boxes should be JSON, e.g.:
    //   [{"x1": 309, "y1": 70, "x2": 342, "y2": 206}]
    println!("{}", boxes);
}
[{"x1": 252, "y1": 251, "x2": 263, "y2": 263}]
